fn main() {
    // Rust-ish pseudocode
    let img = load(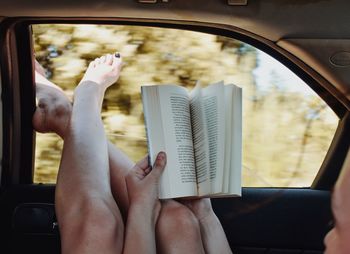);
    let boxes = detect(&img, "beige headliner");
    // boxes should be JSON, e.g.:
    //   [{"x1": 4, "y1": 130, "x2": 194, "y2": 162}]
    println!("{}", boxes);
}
[{"x1": 1, "y1": 0, "x2": 349, "y2": 108}]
